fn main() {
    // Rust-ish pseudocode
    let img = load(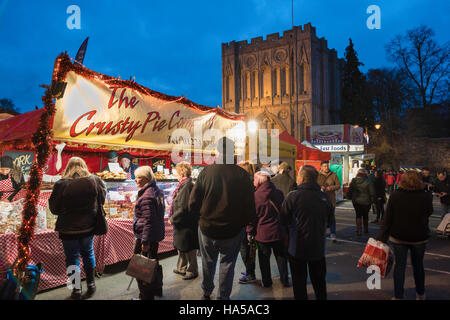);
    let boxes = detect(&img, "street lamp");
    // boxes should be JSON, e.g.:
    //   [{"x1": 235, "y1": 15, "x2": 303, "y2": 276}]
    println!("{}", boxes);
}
[
  {"x1": 375, "y1": 123, "x2": 381, "y2": 130},
  {"x1": 248, "y1": 121, "x2": 258, "y2": 133}
]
